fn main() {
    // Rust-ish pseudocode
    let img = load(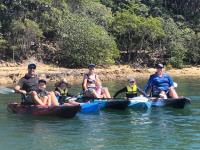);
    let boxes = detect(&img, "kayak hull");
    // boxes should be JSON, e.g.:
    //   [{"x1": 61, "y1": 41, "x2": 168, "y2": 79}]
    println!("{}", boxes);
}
[
  {"x1": 129, "y1": 97, "x2": 151, "y2": 109},
  {"x1": 151, "y1": 97, "x2": 191, "y2": 109},
  {"x1": 128, "y1": 96, "x2": 191, "y2": 109},
  {"x1": 77, "y1": 97, "x2": 129, "y2": 110},
  {"x1": 77, "y1": 96, "x2": 191, "y2": 110},
  {"x1": 80, "y1": 102, "x2": 100, "y2": 113},
  {"x1": 94, "y1": 100, "x2": 129, "y2": 110},
  {"x1": 7, "y1": 102, "x2": 80, "y2": 118}
]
